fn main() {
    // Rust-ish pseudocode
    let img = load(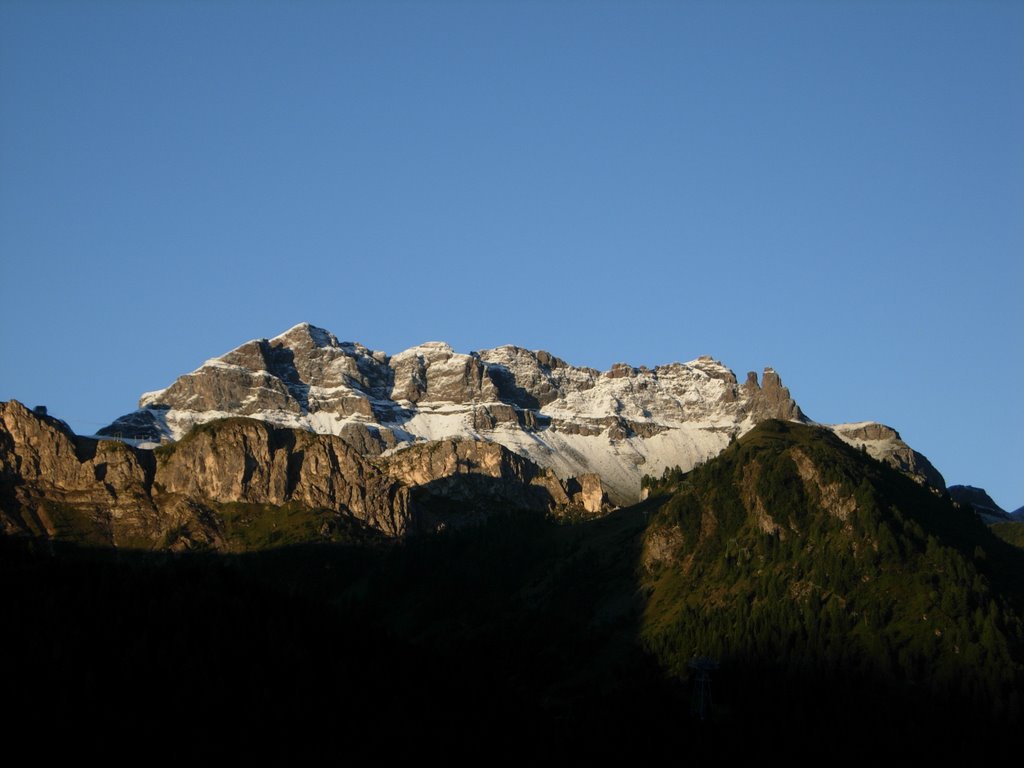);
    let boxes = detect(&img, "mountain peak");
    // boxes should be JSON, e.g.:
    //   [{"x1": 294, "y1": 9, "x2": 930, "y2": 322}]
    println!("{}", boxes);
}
[
  {"x1": 270, "y1": 322, "x2": 339, "y2": 349},
  {"x1": 98, "y1": 323, "x2": 938, "y2": 504}
]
